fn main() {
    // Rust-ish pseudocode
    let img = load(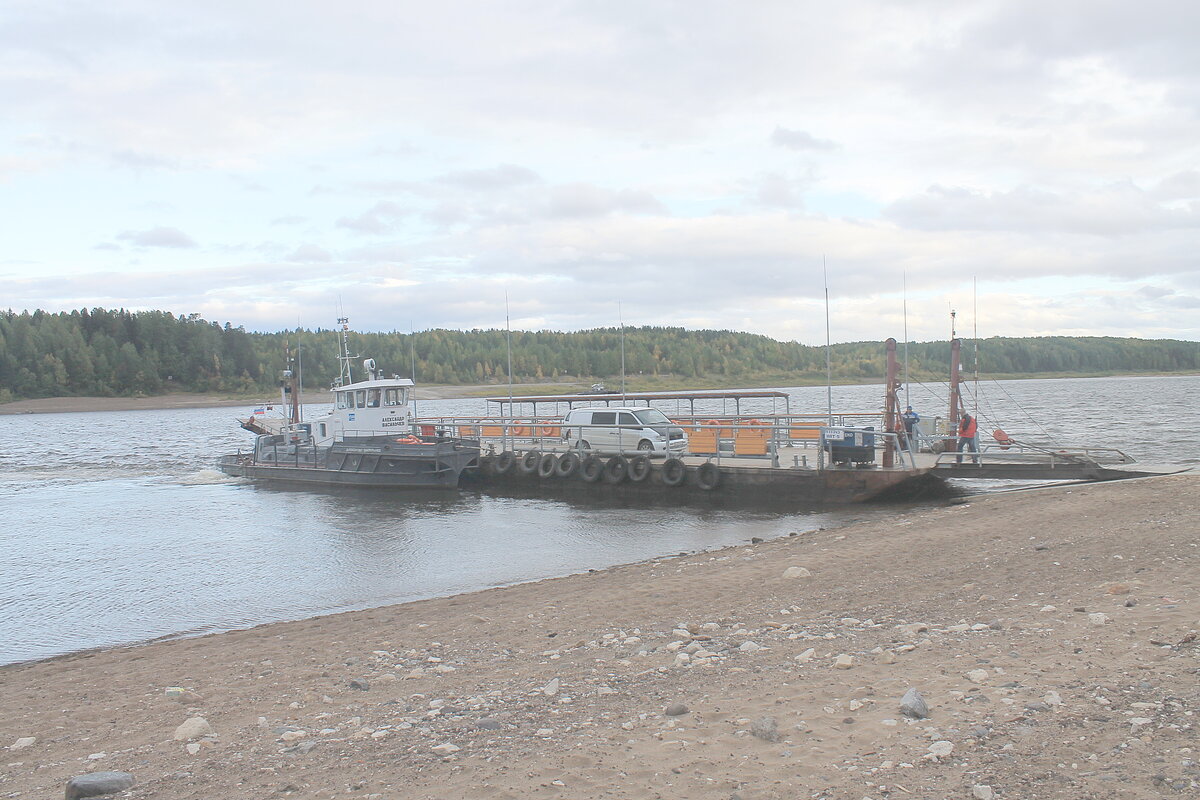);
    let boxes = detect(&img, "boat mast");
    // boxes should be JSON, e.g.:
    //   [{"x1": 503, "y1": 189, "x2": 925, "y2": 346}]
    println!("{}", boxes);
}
[
  {"x1": 335, "y1": 316, "x2": 356, "y2": 388},
  {"x1": 505, "y1": 292, "x2": 513, "y2": 416},
  {"x1": 948, "y1": 309, "x2": 962, "y2": 444},
  {"x1": 619, "y1": 302, "x2": 626, "y2": 400},
  {"x1": 902, "y1": 271, "x2": 910, "y2": 409},
  {"x1": 410, "y1": 321, "x2": 418, "y2": 418},
  {"x1": 823, "y1": 256, "x2": 832, "y2": 423},
  {"x1": 972, "y1": 276, "x2": 979, "y2": 415},
  {"x1": 282, "y1": 341, "x2": 301, "y2": 424},
  {"x1": 883, "y1": 337, "x2": 899, "y2": 468}
]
